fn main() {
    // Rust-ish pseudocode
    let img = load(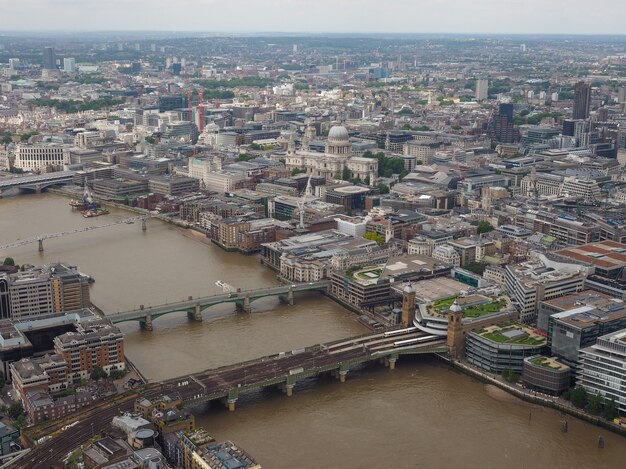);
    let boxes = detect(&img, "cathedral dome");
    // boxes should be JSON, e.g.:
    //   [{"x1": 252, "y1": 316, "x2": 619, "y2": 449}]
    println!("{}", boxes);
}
[{"x1": 328, "y1": 125, "x2": 349, "y2": 142}]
